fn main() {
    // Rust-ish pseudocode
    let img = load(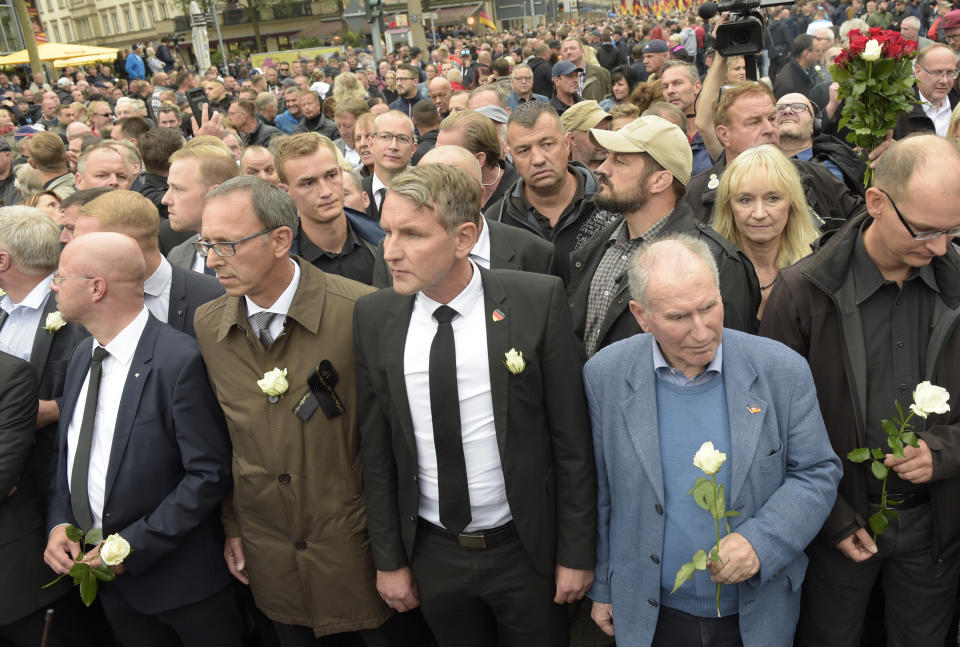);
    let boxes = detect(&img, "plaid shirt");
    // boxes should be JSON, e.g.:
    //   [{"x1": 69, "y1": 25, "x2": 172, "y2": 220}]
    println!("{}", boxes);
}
[{"x1": 583, "y1": 214, "x2": 670, "y2": 357}]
